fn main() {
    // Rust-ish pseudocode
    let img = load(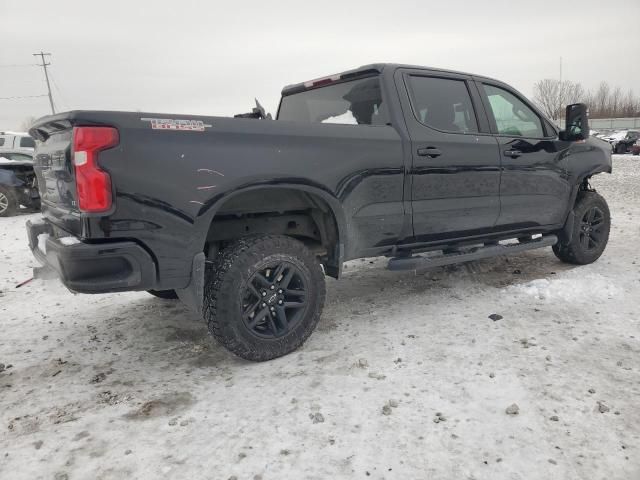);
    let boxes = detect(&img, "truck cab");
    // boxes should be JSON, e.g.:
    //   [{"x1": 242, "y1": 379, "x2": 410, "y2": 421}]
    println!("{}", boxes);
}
[{"x1": 0, "y1": 131, "x2": 36, "y2": 154}]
